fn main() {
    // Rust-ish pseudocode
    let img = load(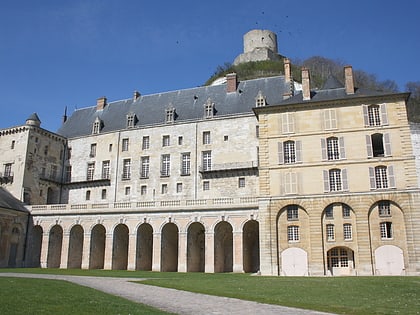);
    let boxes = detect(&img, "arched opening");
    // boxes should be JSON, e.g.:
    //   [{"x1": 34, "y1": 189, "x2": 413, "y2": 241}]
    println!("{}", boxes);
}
[
  {"x1": 47, "y1": 225, "x2": 63, "y2": 268},
  {"x1": 112, "y1": 224, "x2": 129, "y2": 270},
  {"x1": 89, "y1": 224, "x2": 105, "y2": 269},
  {"x1": 214, "y1": 221, "x2": 233, "y2": 273},
  {"x1": 281, "y1": 248, "x2": 308, "y2": 276},
  {"x1": 8, "y1": 227, "x2": 21, "y2": 267},
  {"x1": 29, "y1": 225, "x2": 43, "y2": 267},
  {"x1": 187, "y1": 222, "x2": 205, "y2": 272},
  {"x1": 243, "y1": 220, "x2": 259, "y2": 273},
  {"x1": 327, "y1": 247, "x2": 354, "y2": 276},
  {"x1": 375, "y1": 245, "x2": 404, "y2": 275},
  {"x1": 161, "y1": 223, "x2": 178, "y2": 272},
  {"x1": 68, "y1": 225, "x2": 84, "y2": 269},
  {"x1": 136, "y1": 223, "x2": 153, "y2": 271}
]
